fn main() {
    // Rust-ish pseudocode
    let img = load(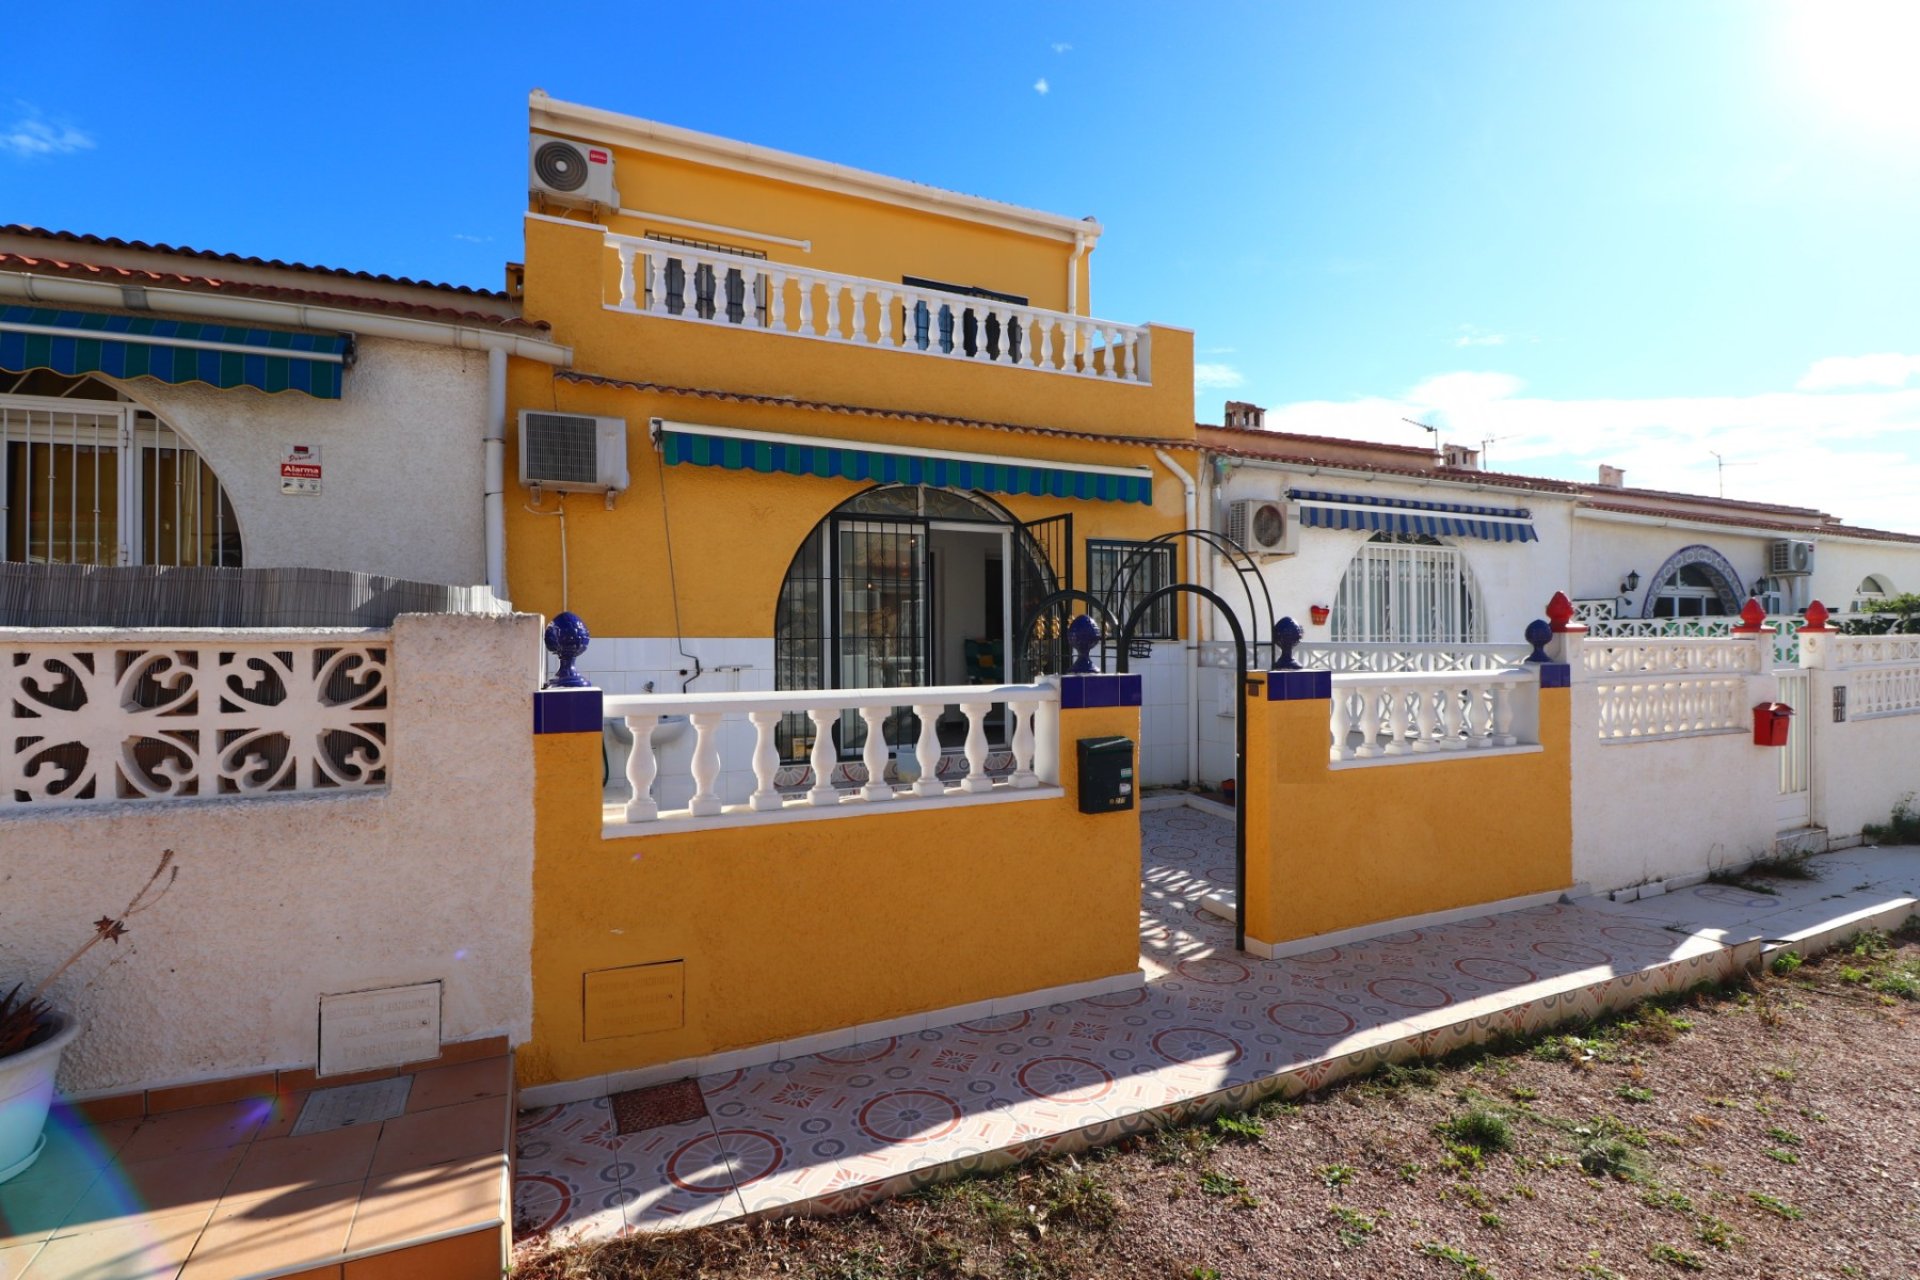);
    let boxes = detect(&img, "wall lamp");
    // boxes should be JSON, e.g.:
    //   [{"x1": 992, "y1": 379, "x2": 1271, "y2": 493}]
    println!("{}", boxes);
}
[{"x1": 1619, "y1": 570, "x2": 1640, "y2": 595}]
